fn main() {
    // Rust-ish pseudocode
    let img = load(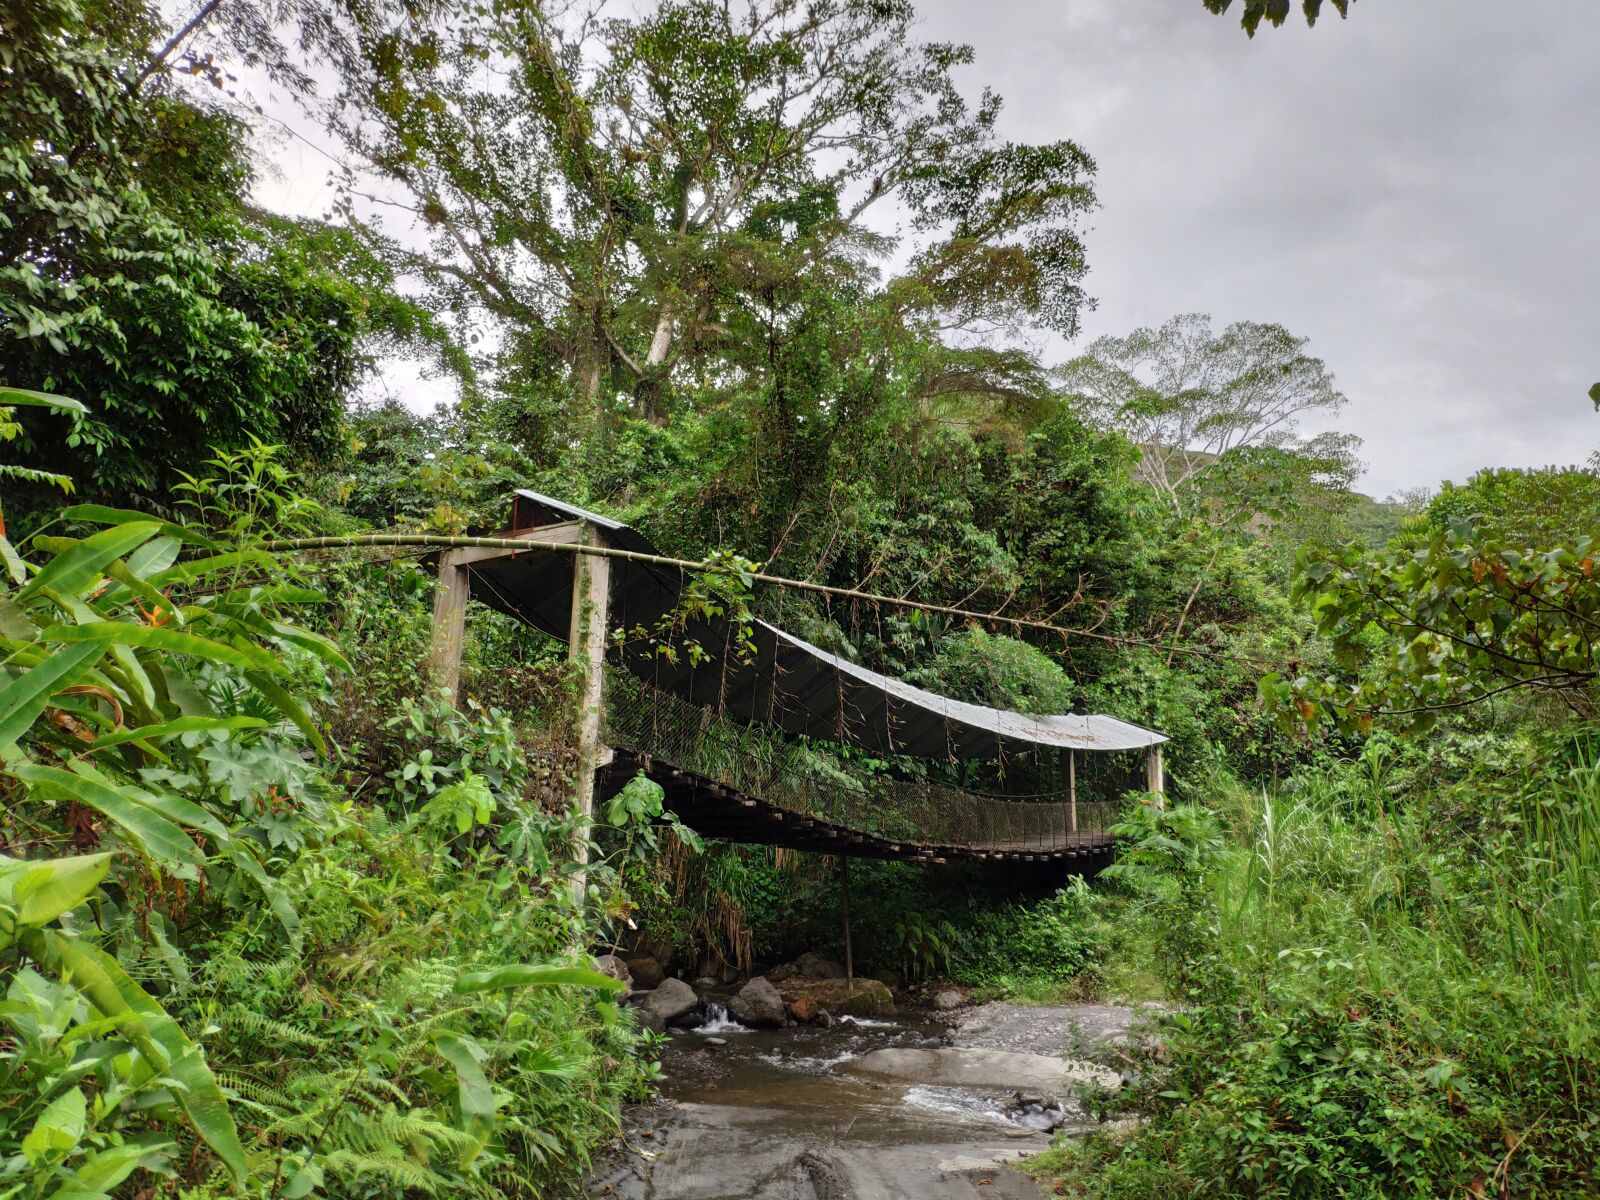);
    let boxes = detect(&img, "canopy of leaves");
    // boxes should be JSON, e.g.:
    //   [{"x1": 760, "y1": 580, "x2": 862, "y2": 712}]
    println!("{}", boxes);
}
[{"x1": 1203, "y1": 0, "x2": 1353, "y2": 37}]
